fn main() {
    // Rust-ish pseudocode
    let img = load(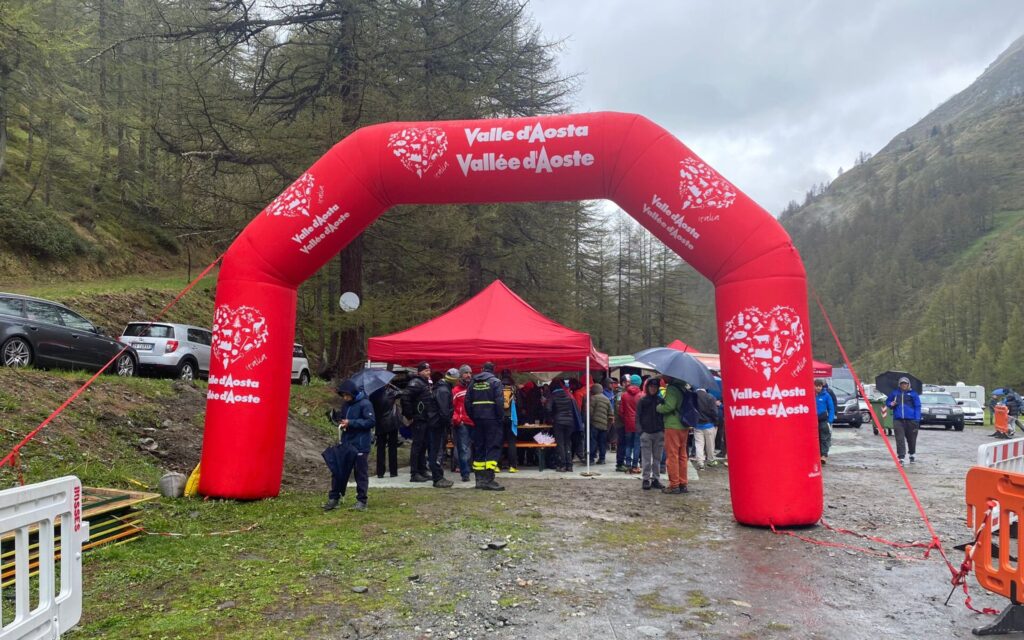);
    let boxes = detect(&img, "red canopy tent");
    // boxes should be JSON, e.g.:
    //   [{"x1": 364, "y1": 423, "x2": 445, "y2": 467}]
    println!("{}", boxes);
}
[
  {"x1": 812, "y1": 360, "x2": 833, "y2": 377},
  {"x1": 367, "y1": 280, "x2": 608, "y2": 371}
]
